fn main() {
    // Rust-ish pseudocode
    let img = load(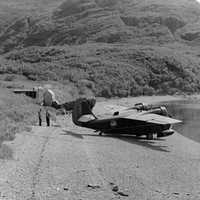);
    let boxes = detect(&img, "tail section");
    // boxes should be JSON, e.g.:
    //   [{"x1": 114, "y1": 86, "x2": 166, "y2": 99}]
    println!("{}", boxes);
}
[{"x1": 72, "y1": 98, "x2": 96, "y2": 126}]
